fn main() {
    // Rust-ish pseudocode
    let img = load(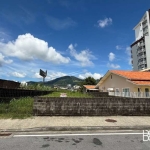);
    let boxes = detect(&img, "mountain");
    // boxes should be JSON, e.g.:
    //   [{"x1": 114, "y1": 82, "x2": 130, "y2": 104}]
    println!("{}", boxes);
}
[{"x1": 28, "y1": 76, "x2": 83, "y2": 87}]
